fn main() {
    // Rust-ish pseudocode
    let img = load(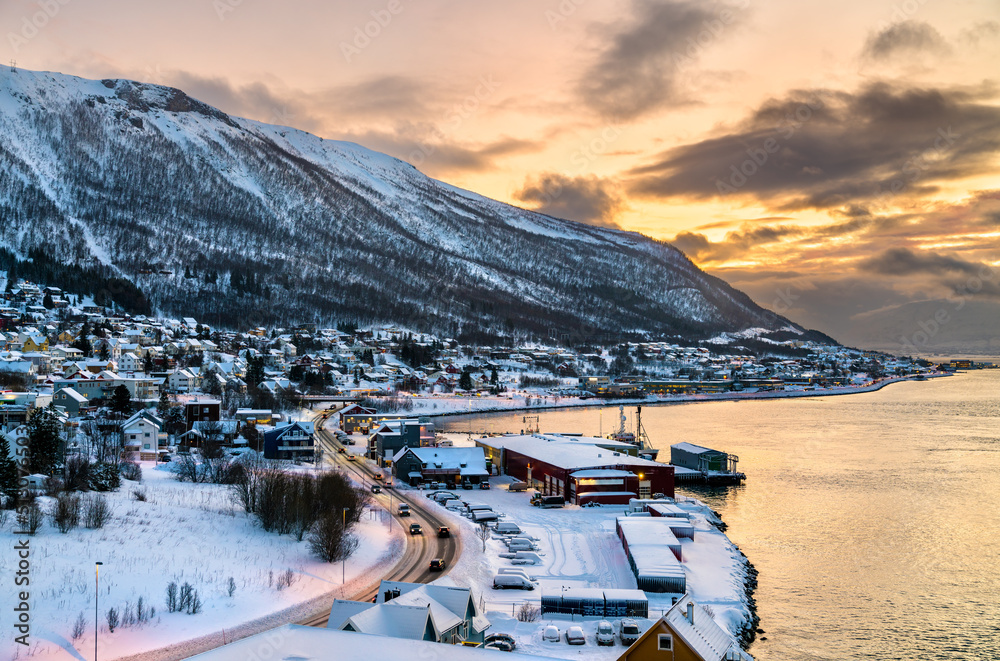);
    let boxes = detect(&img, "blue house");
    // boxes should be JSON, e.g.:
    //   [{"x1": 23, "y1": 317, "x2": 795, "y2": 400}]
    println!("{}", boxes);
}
[{"x1": 263, "y1": 421, "x2": 315, "y2": 461}]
